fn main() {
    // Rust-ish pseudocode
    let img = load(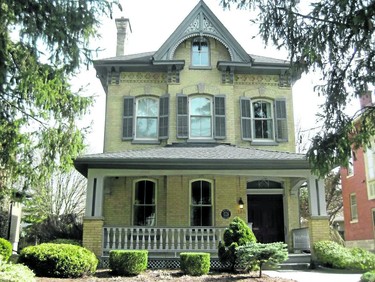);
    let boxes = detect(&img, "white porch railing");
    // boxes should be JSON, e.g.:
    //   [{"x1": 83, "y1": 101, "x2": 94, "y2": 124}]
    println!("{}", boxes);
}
[{"x1": 103, "y1": 227, "x2": 226, "y2": 256}]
